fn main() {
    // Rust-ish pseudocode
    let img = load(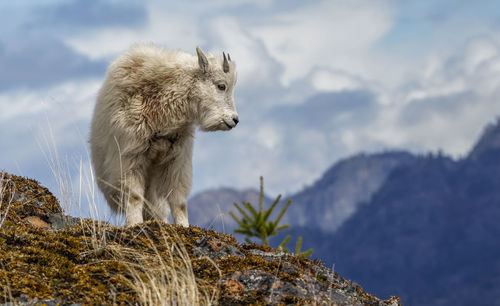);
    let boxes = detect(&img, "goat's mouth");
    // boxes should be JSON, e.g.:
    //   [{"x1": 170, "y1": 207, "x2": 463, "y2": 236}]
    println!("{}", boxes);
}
[{"x1": 224, "y1": 121, "x2": 233, "y2": 129}]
